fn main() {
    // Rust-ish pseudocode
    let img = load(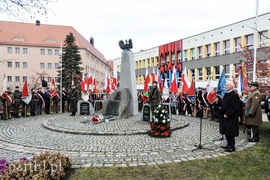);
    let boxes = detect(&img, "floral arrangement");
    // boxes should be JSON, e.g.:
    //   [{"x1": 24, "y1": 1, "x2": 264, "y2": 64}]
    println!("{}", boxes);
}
[
  {"x1": 91, "y1": 115, "x2": 101, "y2": 124},
  {"x1": 148, "y1": 104, "x2": 172, "y2": 138},
  {"x1": 0, "y1": 152, "x2": 71, "y2": 179}
]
